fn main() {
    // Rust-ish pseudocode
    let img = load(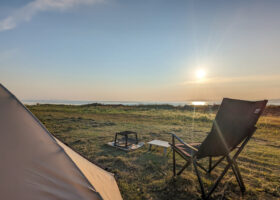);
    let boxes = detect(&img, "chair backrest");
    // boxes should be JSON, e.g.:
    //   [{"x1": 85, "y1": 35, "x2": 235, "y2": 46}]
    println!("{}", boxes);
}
[{"x1": 196, "y1": 98, "x2": 267, "y2": 159}]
